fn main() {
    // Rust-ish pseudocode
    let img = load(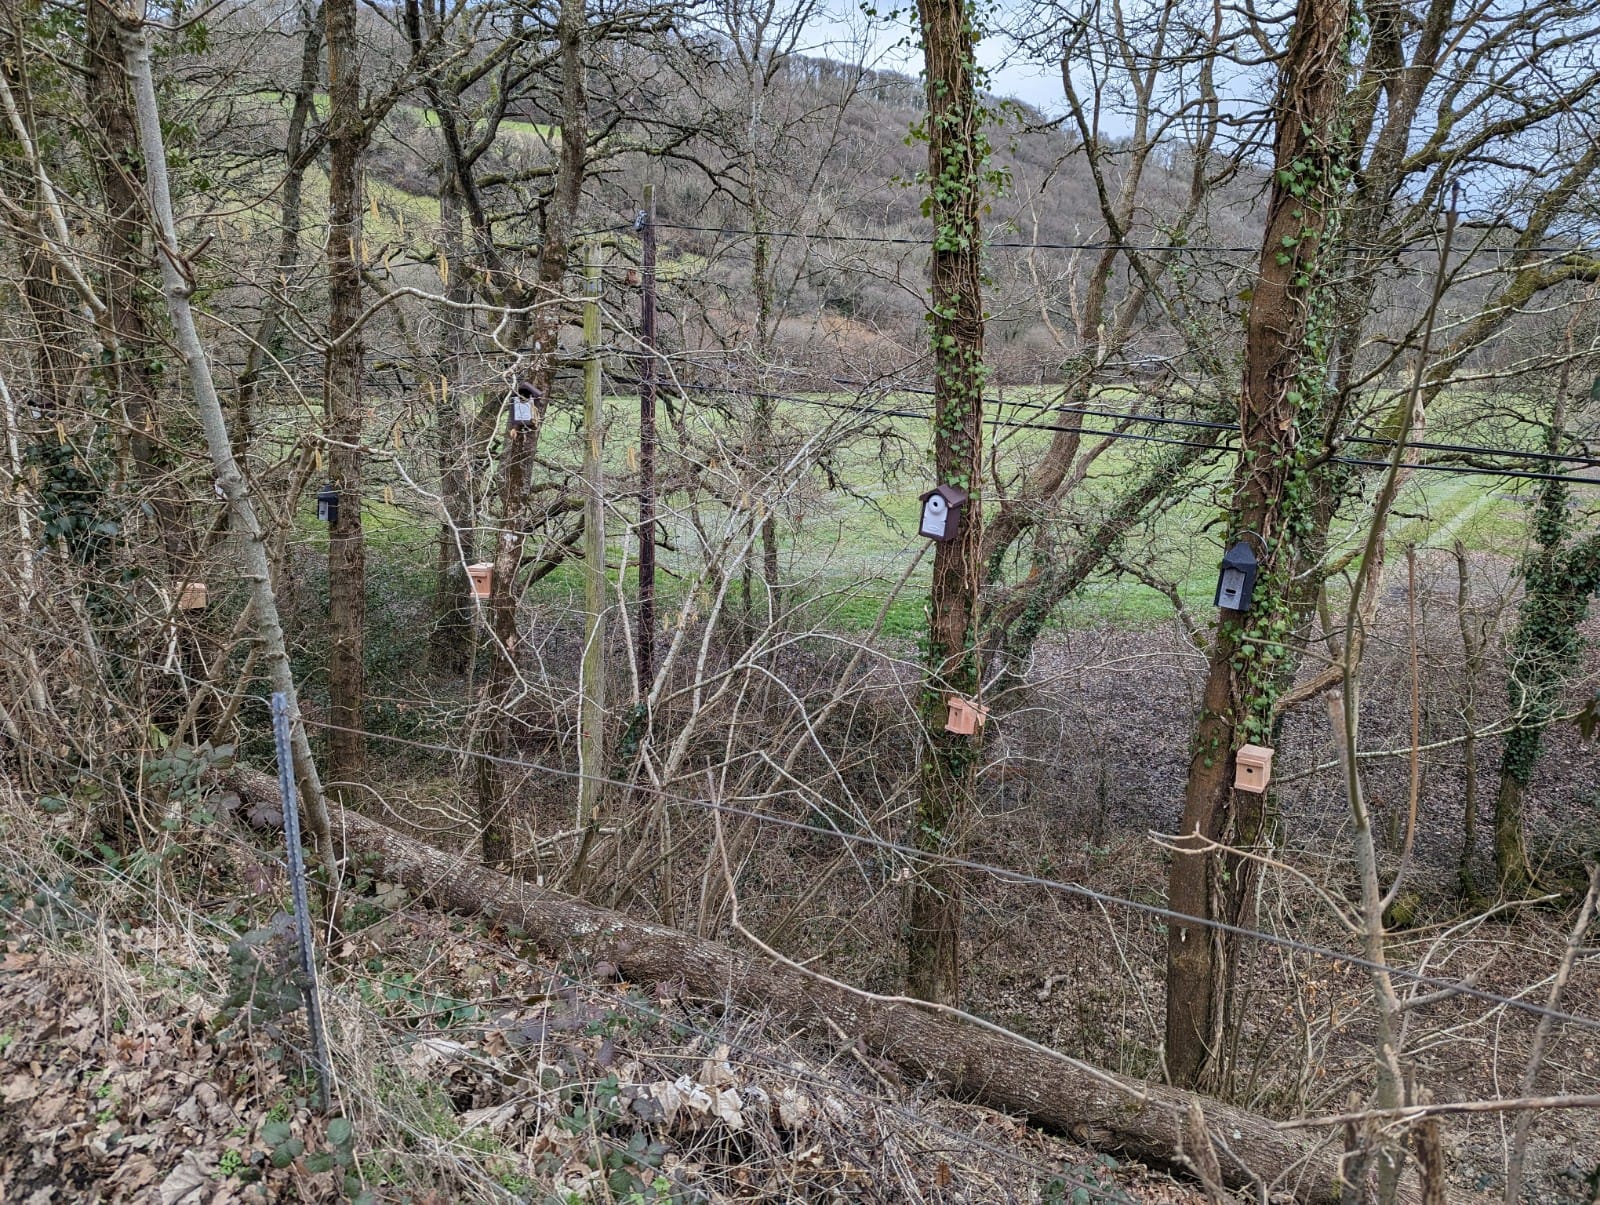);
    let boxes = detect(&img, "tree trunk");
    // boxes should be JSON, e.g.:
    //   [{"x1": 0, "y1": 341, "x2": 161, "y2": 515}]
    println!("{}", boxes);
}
[
  {"x1": 569, "y1": 246, "x2": 606, "y2": 890},
  {"x1": 474, "y1": 0, "x2": 588, "y2": 868},
  {"x1": 323, "y1": 0, "x2": 366, "y2": 781},
  {"x1": 1493, "y1": 479, "x2": 1600, "y2": 895},
  {"x1": 636, "y1": 185, "x2": 658, "y2": 690},
  {"x1": 1165, "y1": 0, "x2": 1352, "y2": 1089},
  {"x1": 123, "y1": 15, "x2": 339, "y2": 894},
  {"x1": 429, "y1": 174, "x2": 476, "y2": 674},
  {"x1": 750, "y1": 182, "x2": 780, "y2": 609},
  {"x1": 906, "y1": 0, "x2": 986, "y2": 1006},
  {"x1": 1453, "y1": 542, "x2": 1484, "y2": 901},
  {"x1": 1493, "y1": 747, "x2": 1533, "y2": 894},
  {"x1": 235, "y1": 0, "x2": 322, "y2": 440},
  {"x1": 86, "y1": 0, "x2": 184, "y2": 569}
]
